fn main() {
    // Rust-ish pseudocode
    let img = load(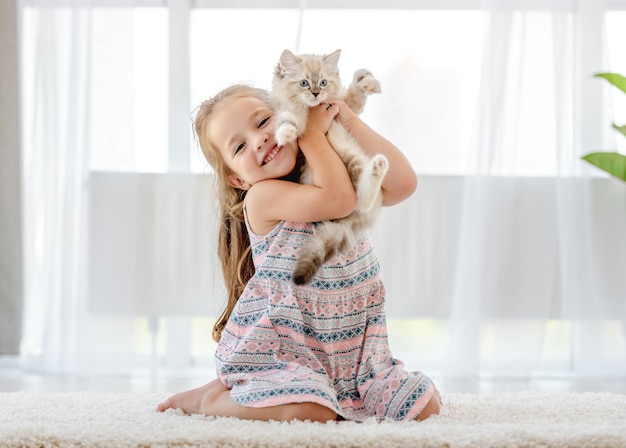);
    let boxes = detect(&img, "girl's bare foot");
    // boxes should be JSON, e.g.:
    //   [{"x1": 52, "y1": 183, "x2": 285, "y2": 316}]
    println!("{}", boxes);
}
[
  {"x1": 157, "y1": 379, "x2": 225, "y2": 414},
  {"x1": 157, "y1": 378, "x2": 337, "y2": 422}
]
